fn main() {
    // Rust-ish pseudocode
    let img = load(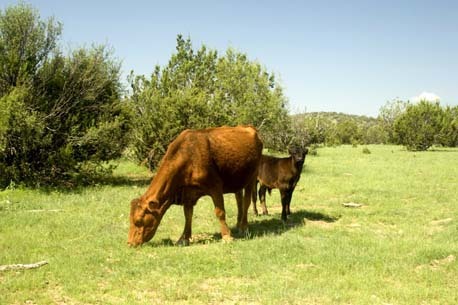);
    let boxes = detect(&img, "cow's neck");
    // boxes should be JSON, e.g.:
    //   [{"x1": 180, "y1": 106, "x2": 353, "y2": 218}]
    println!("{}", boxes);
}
[{"x1": 144, "y1": 162, "x2": 182, "y2": 205}]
